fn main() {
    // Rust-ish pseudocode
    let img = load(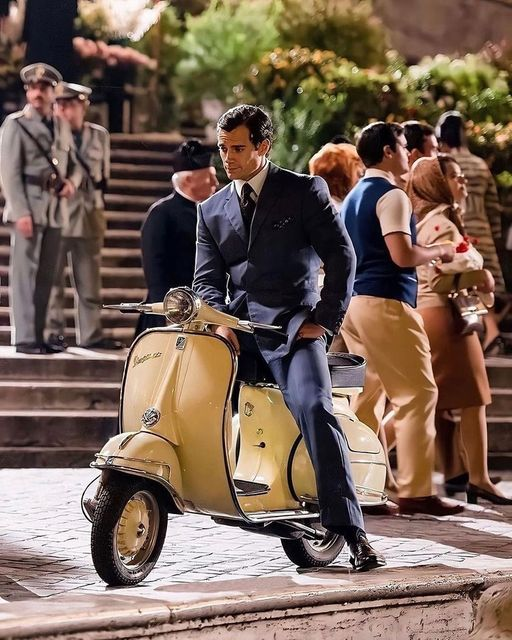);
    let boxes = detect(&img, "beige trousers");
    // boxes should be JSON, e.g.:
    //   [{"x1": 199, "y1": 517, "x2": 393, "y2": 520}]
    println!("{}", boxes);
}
[{"x1": 341, "y1": 296, "x2": 437, "y2": 498}]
